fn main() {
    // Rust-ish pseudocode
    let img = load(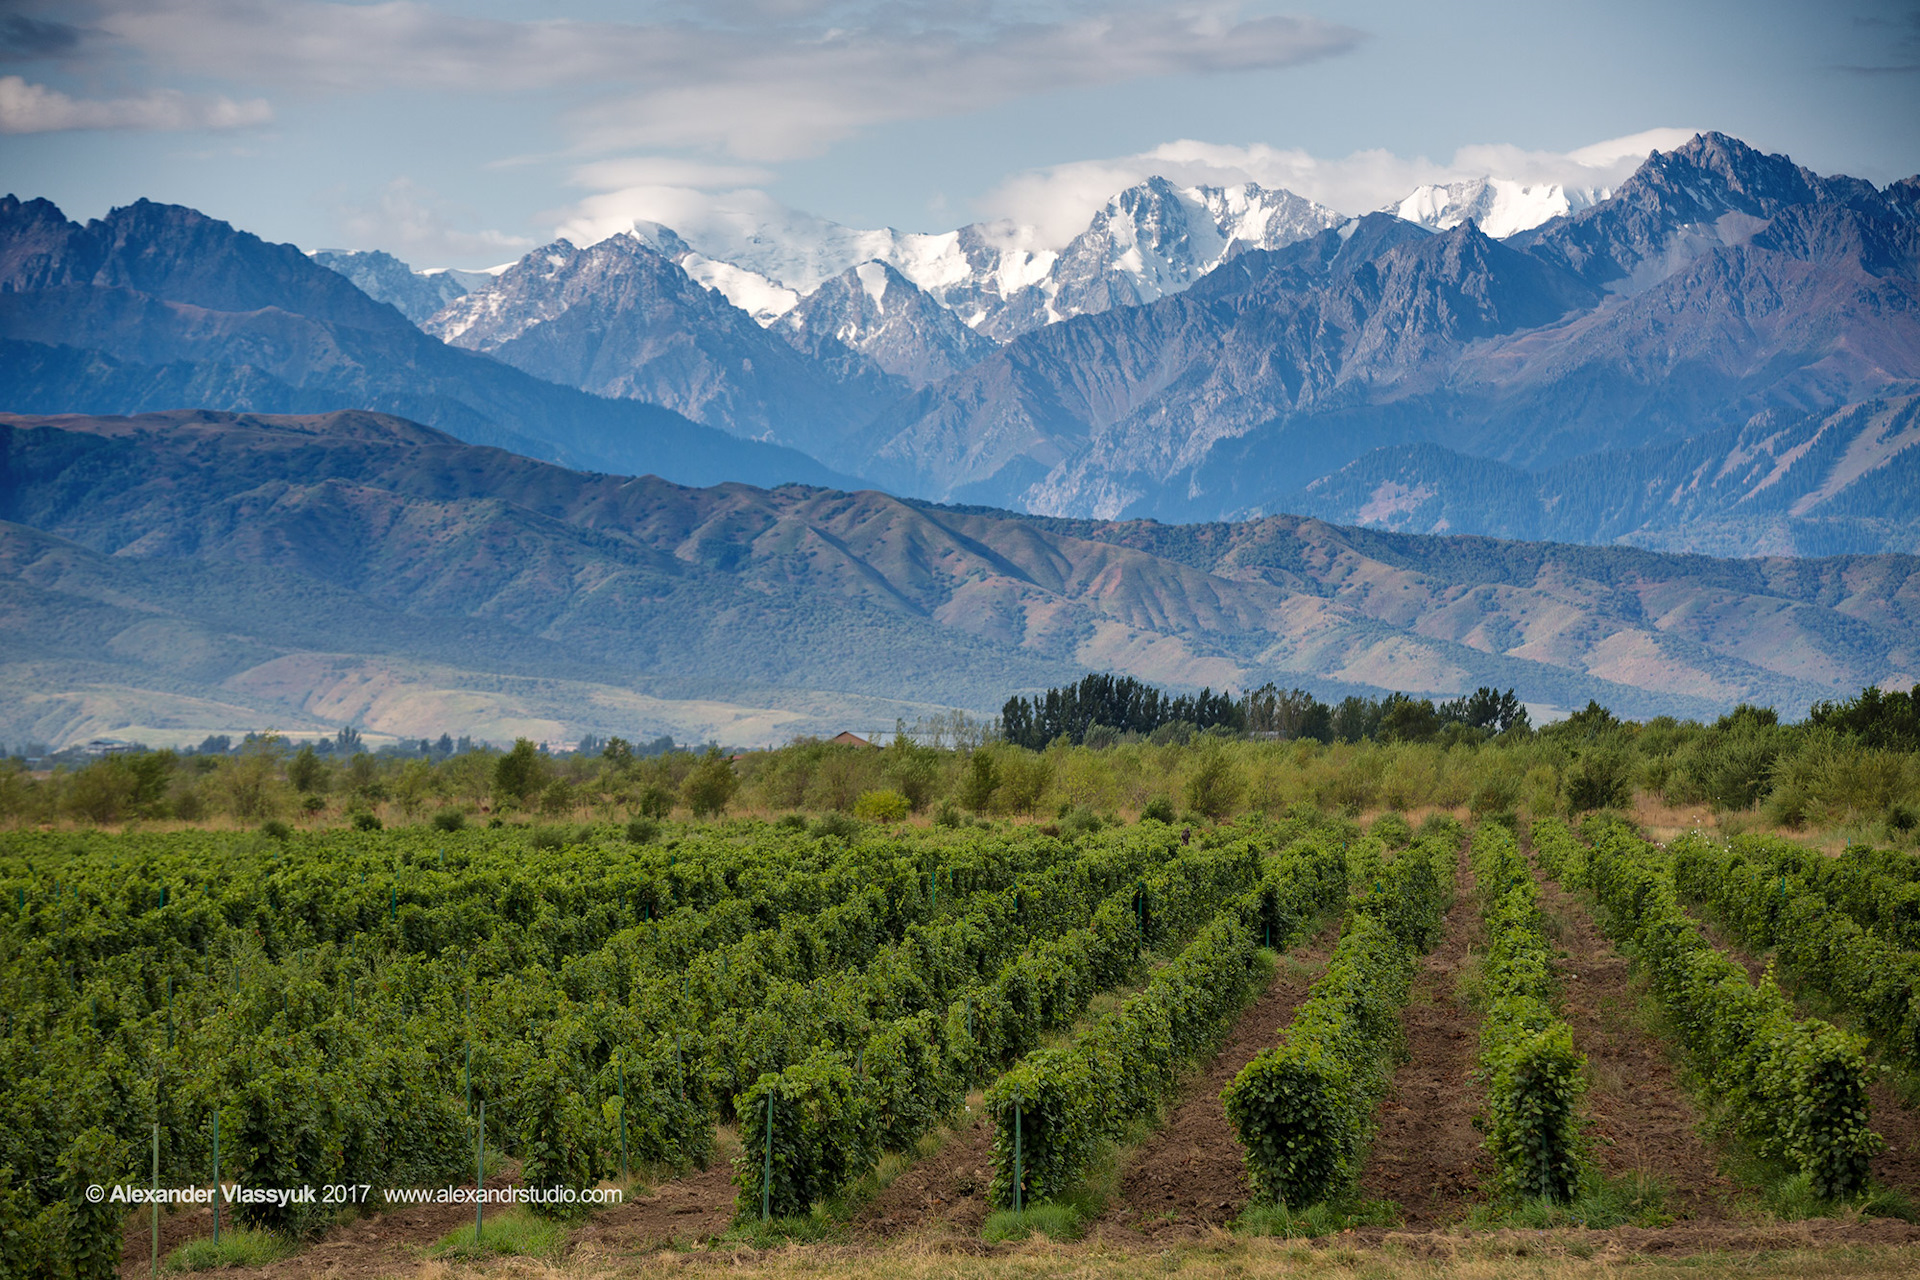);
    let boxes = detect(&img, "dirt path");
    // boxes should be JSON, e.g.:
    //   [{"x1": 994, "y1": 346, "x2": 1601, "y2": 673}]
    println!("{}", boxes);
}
[
  {"x1": 571, "y1": 1161, "x2": 739, "y2": 1253},
  {"x1": 1091, "y1": 917, "x2": 1342, "y2": 1240},
  {"x1": 856, "y1": 1103, "x2": 994, "y2": 1236},
  {"x1": 1356, "y1": 839, "x2": 1490, "y2": 1227},
  {"x1": 1530, "y1": 860, "x2": 1735, "y2": 1219}
]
